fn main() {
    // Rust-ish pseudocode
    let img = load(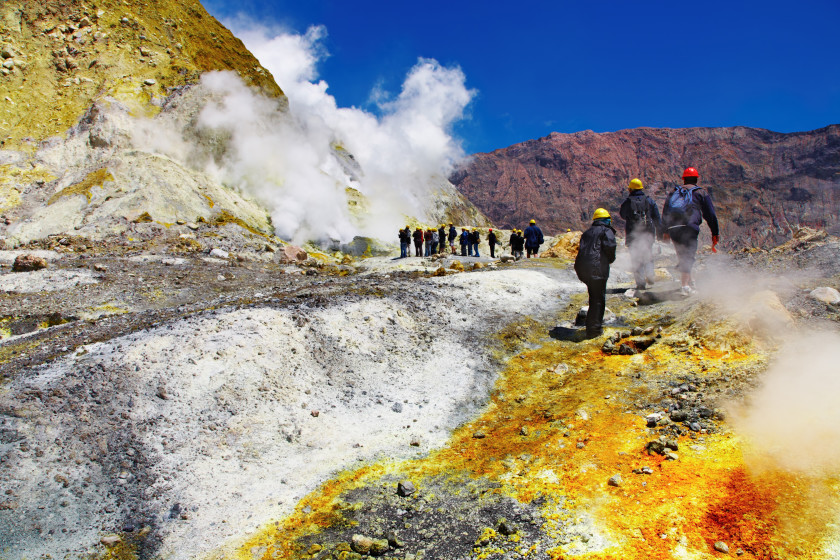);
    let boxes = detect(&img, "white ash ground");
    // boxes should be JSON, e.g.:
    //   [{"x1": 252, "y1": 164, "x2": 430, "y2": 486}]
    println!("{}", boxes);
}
[{"x1": 0, "y1": 267, "x2": 578, "y2": 560}]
